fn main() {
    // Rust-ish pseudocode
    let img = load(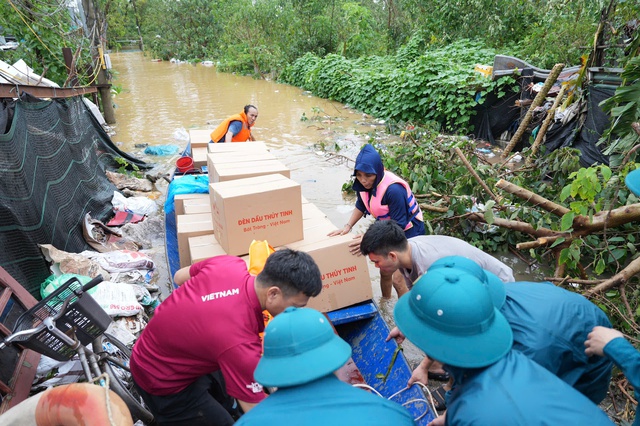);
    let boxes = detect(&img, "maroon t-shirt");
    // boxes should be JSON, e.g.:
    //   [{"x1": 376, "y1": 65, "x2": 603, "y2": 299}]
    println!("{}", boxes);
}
[{"x1": 131, "y1": 256, "x2": 266, "y2": 403}]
